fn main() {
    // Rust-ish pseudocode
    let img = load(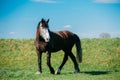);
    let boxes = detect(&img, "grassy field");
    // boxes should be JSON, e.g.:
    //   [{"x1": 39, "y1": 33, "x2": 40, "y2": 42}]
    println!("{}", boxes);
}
[{"x1": 0, "y1": 38, "x2": 120, "y2": 80}]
